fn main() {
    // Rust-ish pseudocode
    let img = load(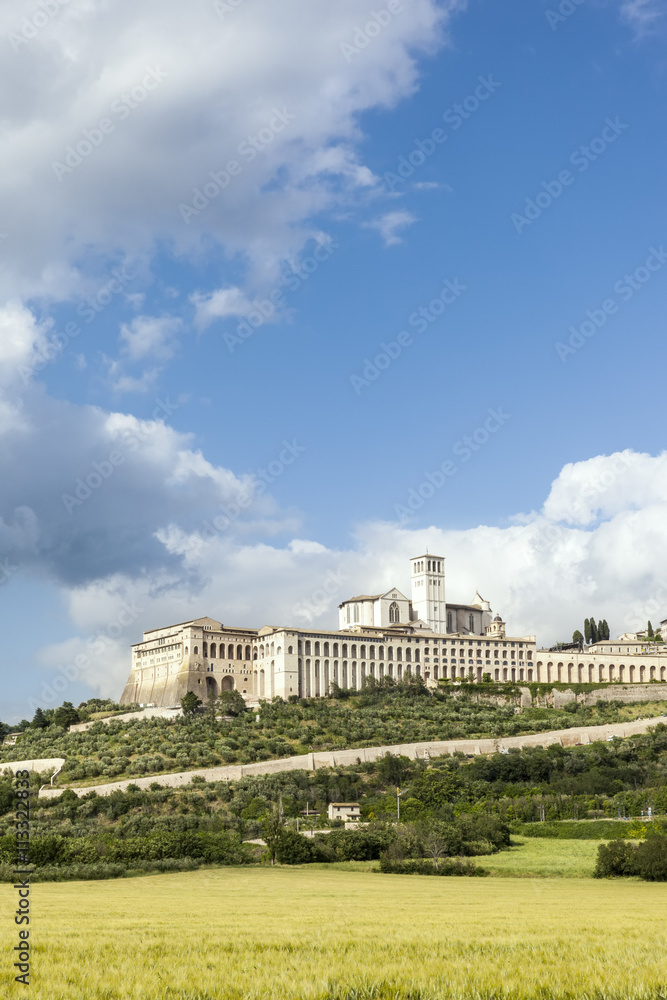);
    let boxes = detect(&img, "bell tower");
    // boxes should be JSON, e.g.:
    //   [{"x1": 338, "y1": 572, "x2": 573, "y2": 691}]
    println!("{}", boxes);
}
[{"x1": 410, "y1": 553, "x2": 446, "y2": 632}]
